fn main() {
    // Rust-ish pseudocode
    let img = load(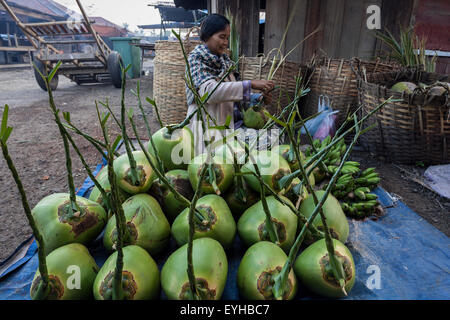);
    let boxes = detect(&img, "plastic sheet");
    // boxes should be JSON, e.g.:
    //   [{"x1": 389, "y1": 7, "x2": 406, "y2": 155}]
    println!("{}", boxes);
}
[{"x1": 424, "y1": 164, "x2": 450, "y2": 199}]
